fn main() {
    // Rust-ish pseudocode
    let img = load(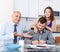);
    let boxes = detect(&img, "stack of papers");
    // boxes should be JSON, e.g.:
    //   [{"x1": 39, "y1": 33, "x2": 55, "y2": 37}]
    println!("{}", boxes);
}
[
  {"x1": 25, "y1": 44, "x2": 55, "y2": 49},
  {"x1": 36, "y1": 44, "x2": 55, "y2": 47},
  {"x1": 25, "y1": 44, "x2": 36, "y2": 48}
]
